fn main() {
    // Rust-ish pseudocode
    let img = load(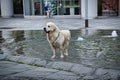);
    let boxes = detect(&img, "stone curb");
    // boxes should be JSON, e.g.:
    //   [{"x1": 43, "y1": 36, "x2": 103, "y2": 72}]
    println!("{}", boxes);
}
[
  {"x1": 0, "y1": 54, "x2": 94, "y2": 74},
  {"x1": 0, "y1": 54, "x2": 120, "y2": 80},
  {"x1": 5, "y1": 55, "x2": 47, "y2": 67}
]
